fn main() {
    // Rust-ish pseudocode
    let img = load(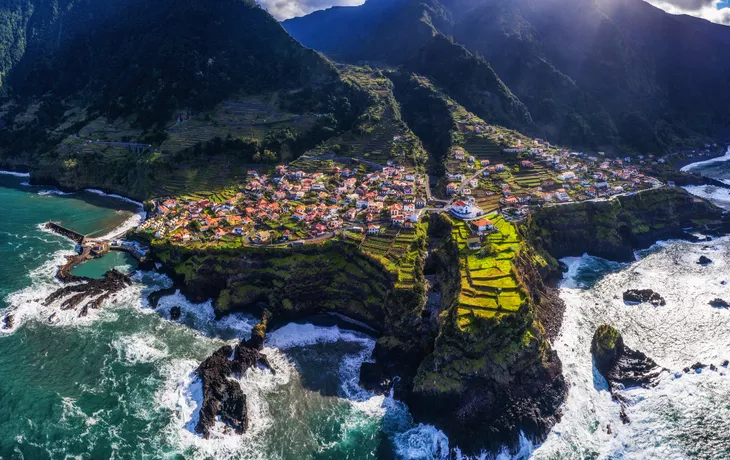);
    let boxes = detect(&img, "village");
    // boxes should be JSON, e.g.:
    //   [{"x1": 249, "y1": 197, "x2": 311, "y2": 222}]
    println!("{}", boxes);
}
[
  {"x1": 139, "y1": 161, "x2": 430, "y2": 246},
  {"x1": 138, "y1": 129, "x2": 724, "y2": 249}
]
